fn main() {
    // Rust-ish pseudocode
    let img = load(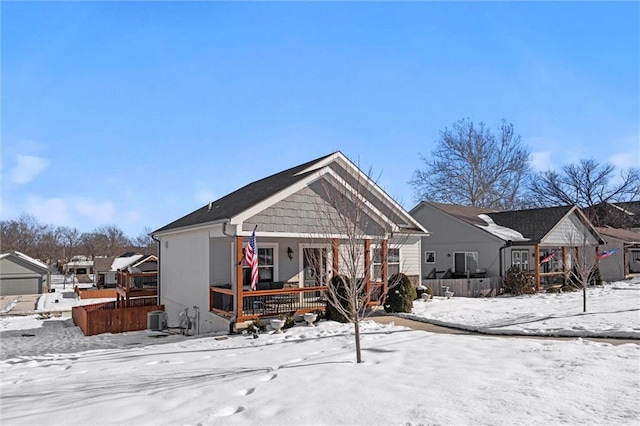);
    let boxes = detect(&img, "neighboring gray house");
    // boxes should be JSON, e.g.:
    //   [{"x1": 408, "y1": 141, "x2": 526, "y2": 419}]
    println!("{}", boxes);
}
[
  {"x1": 152, "y1": 152, "x2": 428, "y2": 333},
  {"x1": 595, "y1": 227, "x2": 640, "y2": 282},
  {"x1": 0, "y1": 251, "x2": 51, "y2": 296},
  {"x1": 410, "y1": 202, "x2": 604, "y2": 292}
]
